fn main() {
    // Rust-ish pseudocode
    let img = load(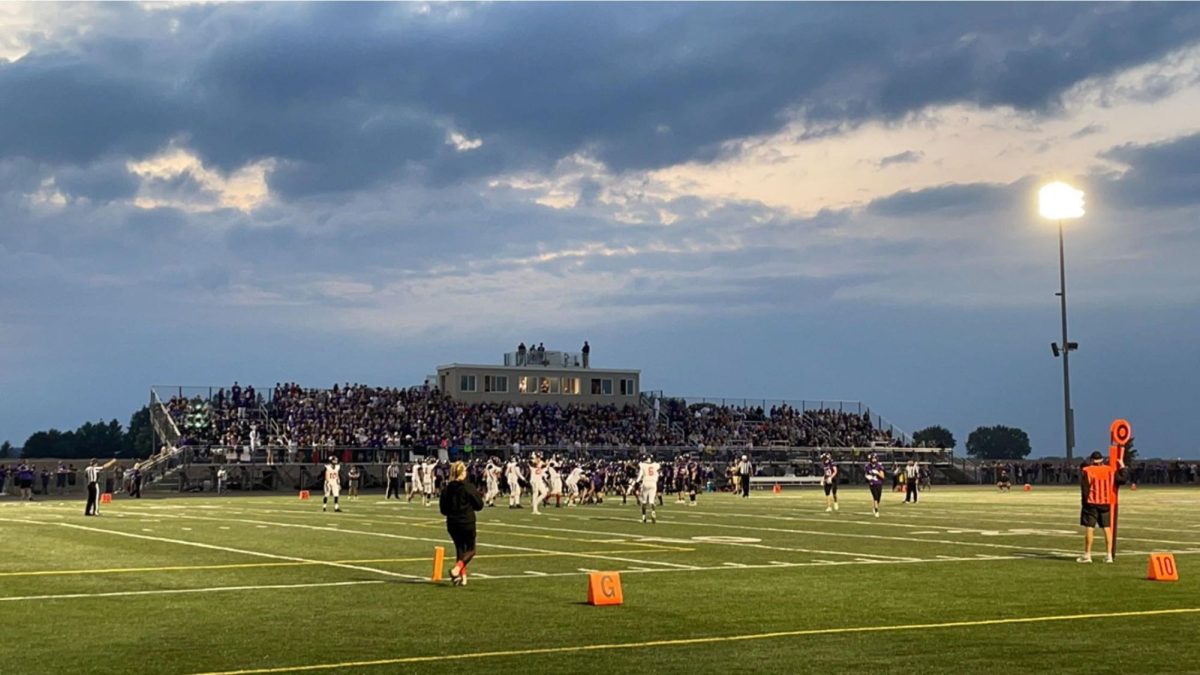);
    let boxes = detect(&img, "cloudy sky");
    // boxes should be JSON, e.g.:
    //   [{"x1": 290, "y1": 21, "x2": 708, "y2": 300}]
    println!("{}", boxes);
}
[{"x1": 3, "y1": 2, "x2": 1199, "y2": 458}]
